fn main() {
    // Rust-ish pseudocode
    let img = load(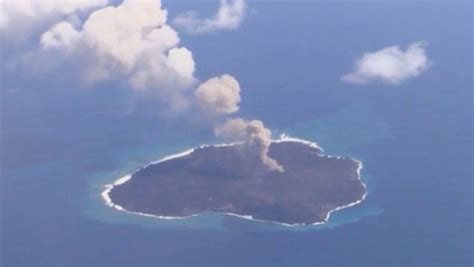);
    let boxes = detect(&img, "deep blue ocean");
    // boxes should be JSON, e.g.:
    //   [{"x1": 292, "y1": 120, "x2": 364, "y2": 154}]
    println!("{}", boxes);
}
[{"x1": 1, "y1": 1, "x2": 472, "y2": 266}]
